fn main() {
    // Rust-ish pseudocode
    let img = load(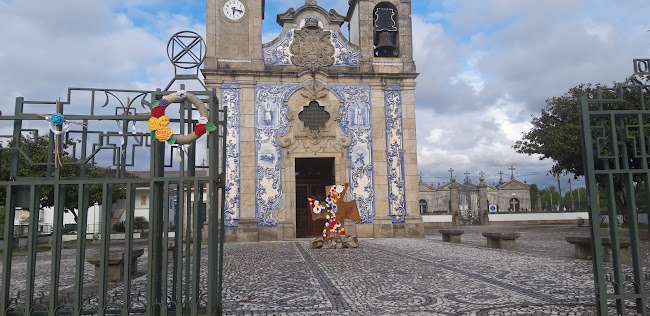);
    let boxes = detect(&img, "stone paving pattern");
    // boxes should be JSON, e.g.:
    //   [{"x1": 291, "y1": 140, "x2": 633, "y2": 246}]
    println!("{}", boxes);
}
[{"x1": 1, "y1": 225, "x2": 649, "y2": 315}]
